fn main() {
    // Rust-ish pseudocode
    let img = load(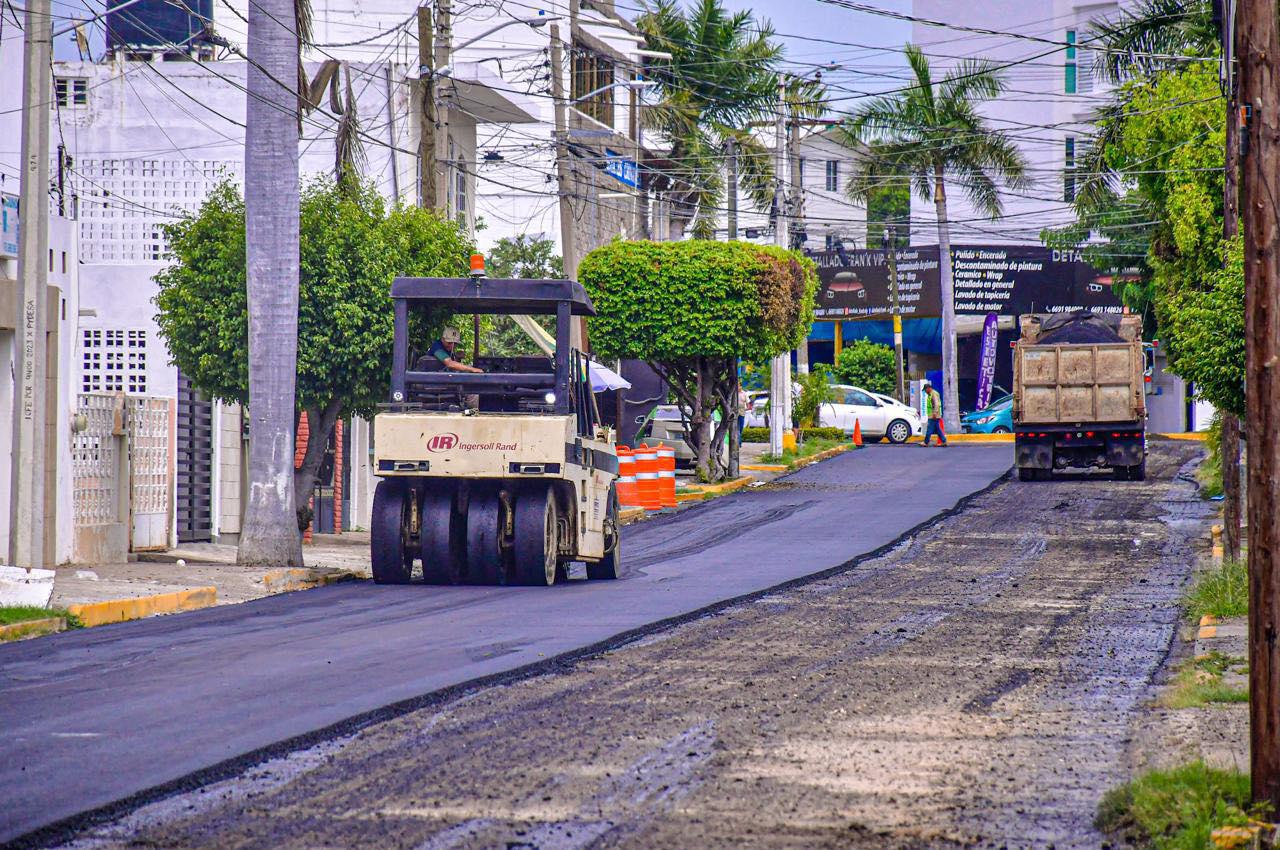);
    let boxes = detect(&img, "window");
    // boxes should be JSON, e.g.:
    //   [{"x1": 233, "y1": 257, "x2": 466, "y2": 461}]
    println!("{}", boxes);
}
[
  {"x1": 81, "y1": 327, "x2": 147, "y2": 394},
  {"x1": 1064, "y1": 136, "x2": 1076, "y2": 202},
  {"x1": 1065, "y1": 30, "x2": 1077, "y2": 94},
  {"x1": 845, "y1": 389, "x2": 876, "y2": 407},
  {"x1": 825, "y1": 160, "x2": 839, "y2": 192},
  {"x1": 571, "y1": 48, "x2": 616, "y2": 127},
  {"x1": 54, "y1": 77, "x2": 88, "y2": 107}
]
